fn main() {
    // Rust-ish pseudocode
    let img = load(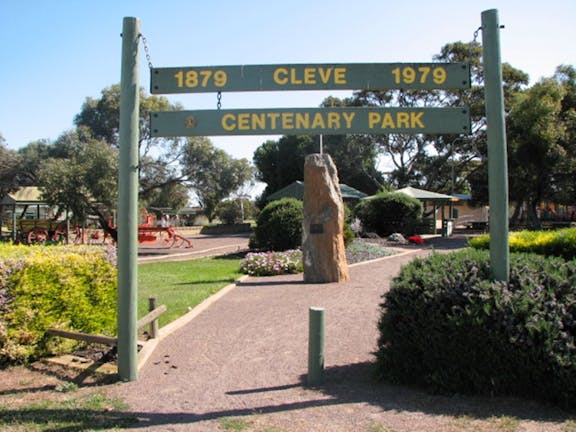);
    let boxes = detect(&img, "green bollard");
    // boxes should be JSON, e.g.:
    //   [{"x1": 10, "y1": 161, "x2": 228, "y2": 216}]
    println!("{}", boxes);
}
[{"x1": 307, "y1": 307, "x2": 325, "y2": 386}]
